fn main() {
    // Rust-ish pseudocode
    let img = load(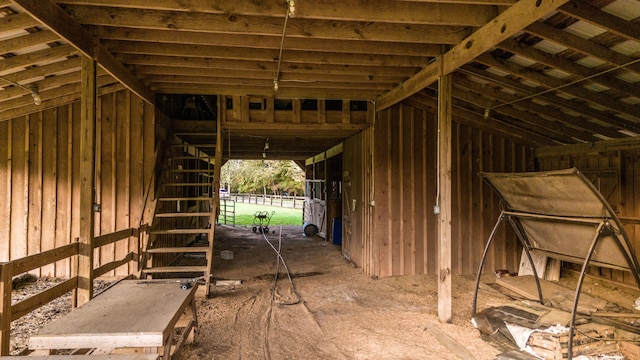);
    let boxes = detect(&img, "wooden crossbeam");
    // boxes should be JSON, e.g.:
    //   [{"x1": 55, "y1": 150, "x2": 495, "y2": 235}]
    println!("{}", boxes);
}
[
  {"x1": 376, "y1": 0, "x2": 570, "y2": 110},
  {"x1": 12, "y1": 0, "x2": 155, "y2": 105}
]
